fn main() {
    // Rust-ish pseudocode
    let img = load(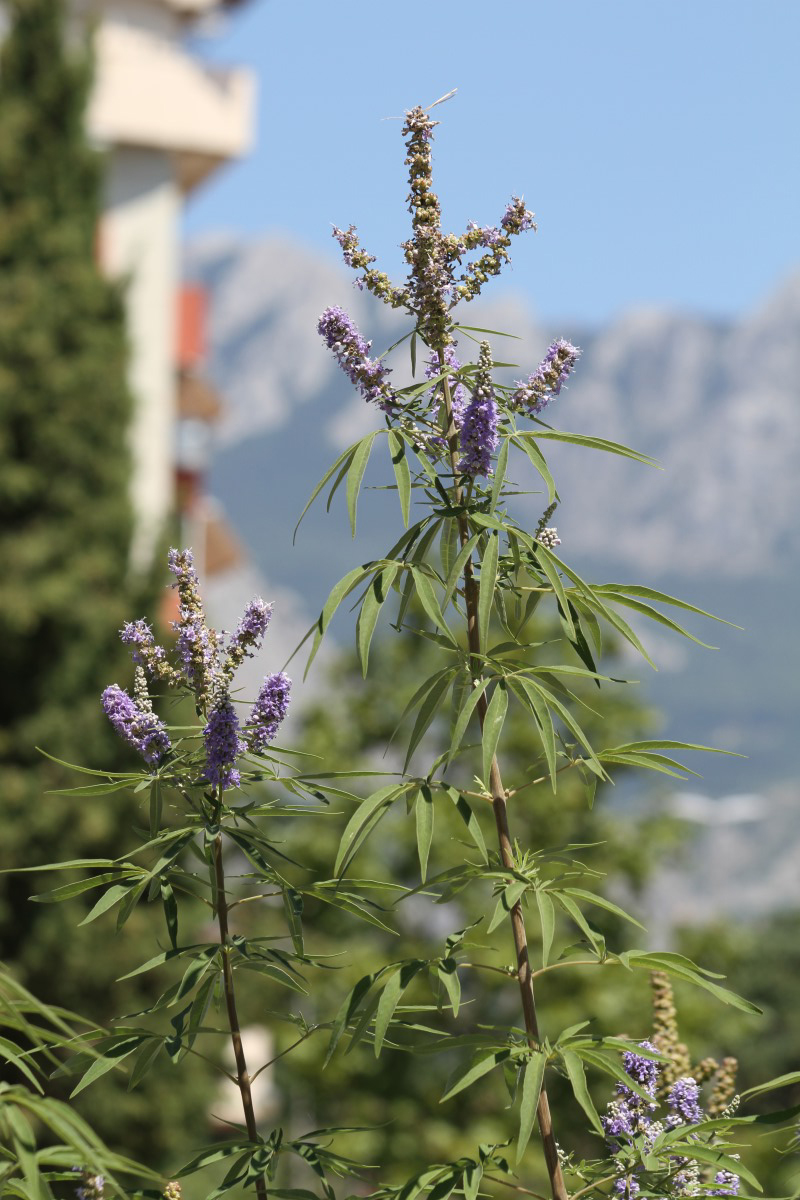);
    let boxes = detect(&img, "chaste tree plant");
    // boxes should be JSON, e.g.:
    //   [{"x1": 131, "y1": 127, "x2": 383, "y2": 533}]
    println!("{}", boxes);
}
[{"x1": 3, "y1": 95, "x2": 798, "y2": 1200}]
